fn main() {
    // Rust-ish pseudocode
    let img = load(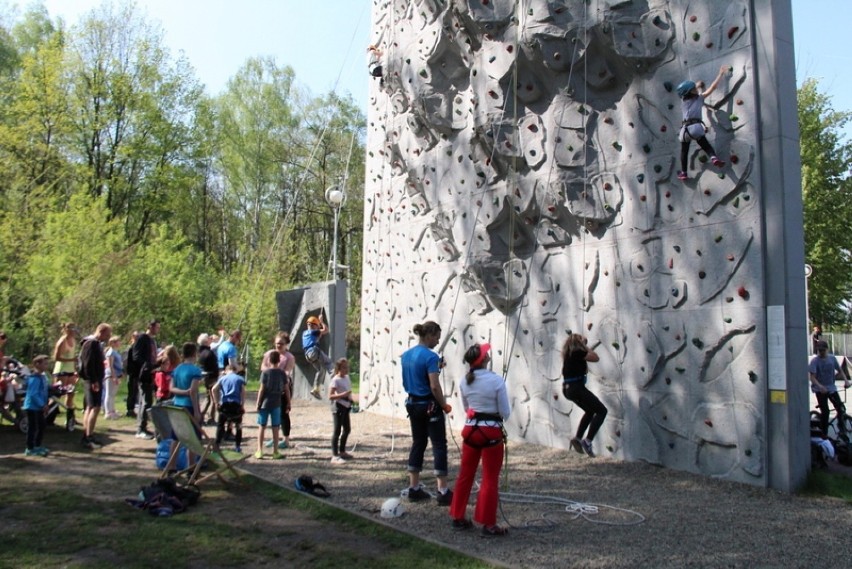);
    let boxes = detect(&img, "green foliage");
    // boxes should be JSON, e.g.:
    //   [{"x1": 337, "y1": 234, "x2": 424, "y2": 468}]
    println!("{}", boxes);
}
[
  {"x1": 0, "y1": 2, "x2": 365, "y2": 361},
  {"x1": 798, "y1": 79, "x2": 852, "y2": 327}
]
